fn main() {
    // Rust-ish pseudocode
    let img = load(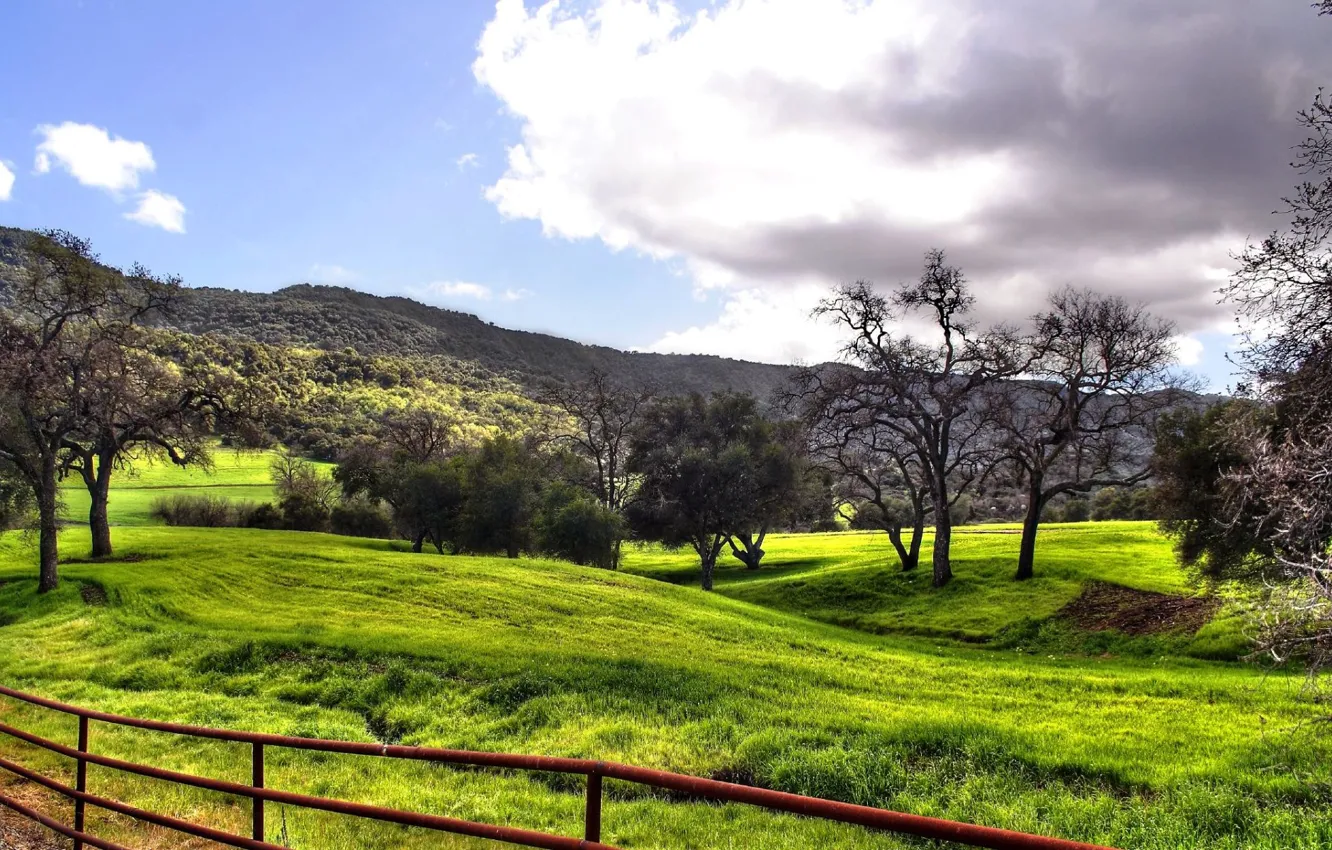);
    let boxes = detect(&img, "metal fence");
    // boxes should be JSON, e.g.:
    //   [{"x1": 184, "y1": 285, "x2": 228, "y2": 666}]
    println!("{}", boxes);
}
[{"x1": 0, "y1": 683, "x2": 1117, "y2": 850}]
